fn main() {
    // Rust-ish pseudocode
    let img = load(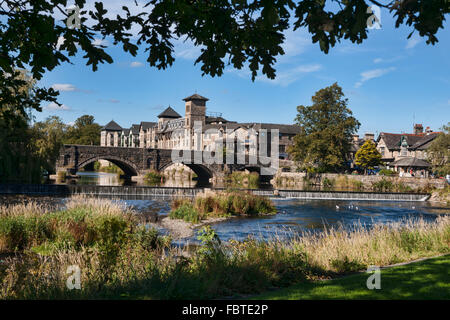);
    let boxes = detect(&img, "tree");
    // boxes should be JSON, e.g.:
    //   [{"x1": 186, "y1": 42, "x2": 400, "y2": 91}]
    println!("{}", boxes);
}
[
  {"x1": 64, "y1": 115, "x2": 101, "y2": 145},
  {"x1": 1, "y1": 1, "x2": 448, "y2": 115},
  {"x1": 31, "y1": 116, "x2": 68, "y2": 174},
  {"x1": 288, "y1": 83, "x2": 360, "y2": 172},
  {"x1": 0, "y1": 70, "x2": 44, "y2": 183},
  {"x1": 428, "y1": 123, "x2": 450, "y2": 176},
  {"x1": 355, "y1": 140, "x2": 382, "y2": 174}
]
